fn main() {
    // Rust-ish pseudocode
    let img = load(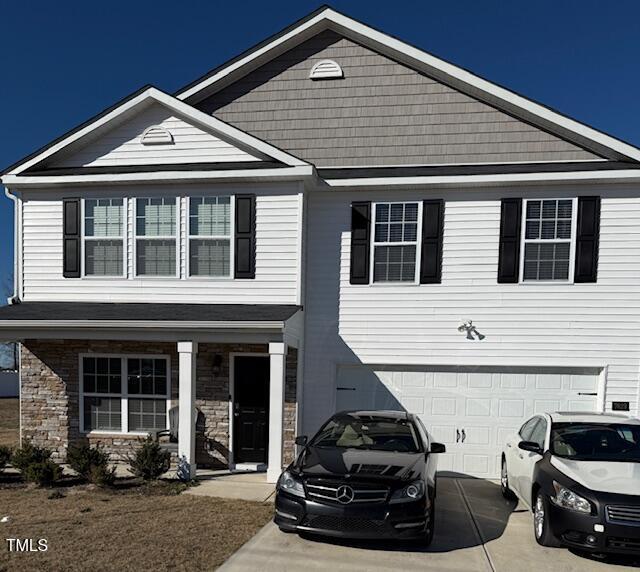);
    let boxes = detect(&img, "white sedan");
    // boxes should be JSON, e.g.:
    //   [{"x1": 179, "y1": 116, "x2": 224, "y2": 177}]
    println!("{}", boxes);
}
[{"x1": 501, "y1": 411, "x2": 640, "y2": 555}]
